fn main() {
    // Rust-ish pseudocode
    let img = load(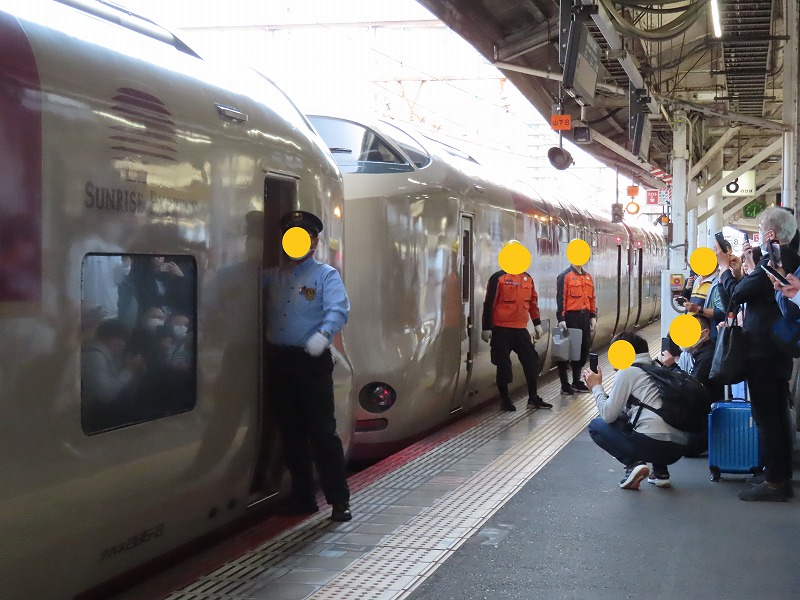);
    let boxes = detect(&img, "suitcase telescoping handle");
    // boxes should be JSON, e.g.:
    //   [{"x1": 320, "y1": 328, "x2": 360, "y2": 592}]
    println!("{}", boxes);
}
[{"x1": 725, "y1": 382, "x2": 749, "y2": 403}]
